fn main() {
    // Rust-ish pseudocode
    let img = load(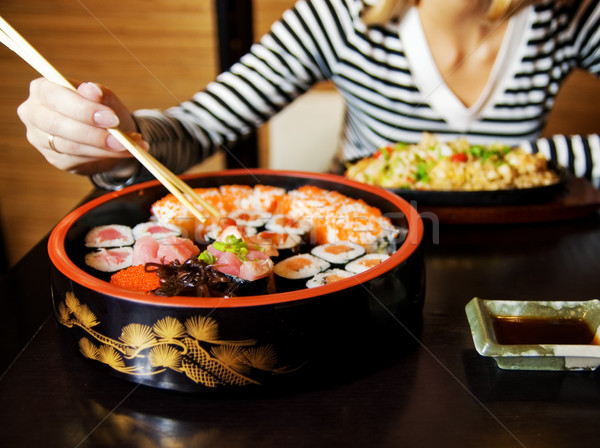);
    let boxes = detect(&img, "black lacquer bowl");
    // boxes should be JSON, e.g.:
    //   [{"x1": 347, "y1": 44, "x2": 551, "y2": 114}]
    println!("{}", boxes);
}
[{"x1": 48, "y1": 169, "x2": 425, "y2": 393}]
